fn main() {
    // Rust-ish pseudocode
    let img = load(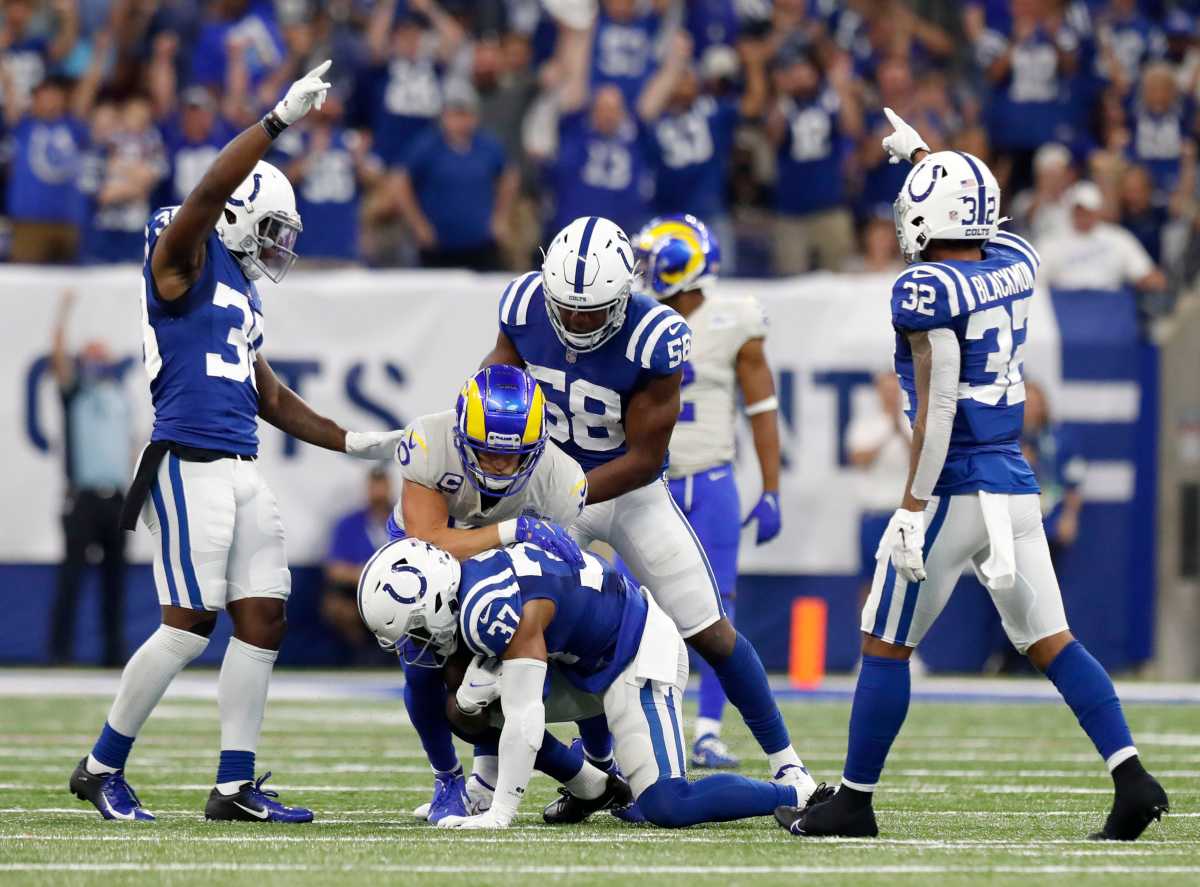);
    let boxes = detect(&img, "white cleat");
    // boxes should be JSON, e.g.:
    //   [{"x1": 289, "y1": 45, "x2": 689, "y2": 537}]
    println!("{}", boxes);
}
[
  {"x1": 772, "y1": 763, "x2": 819, "y2": 807},
  {"x1": 466, "y1": 773, "x2": 494, "y2": 815},
  {"x1": 412, "y1": 802, "x2": 432, "y2": 820}
]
